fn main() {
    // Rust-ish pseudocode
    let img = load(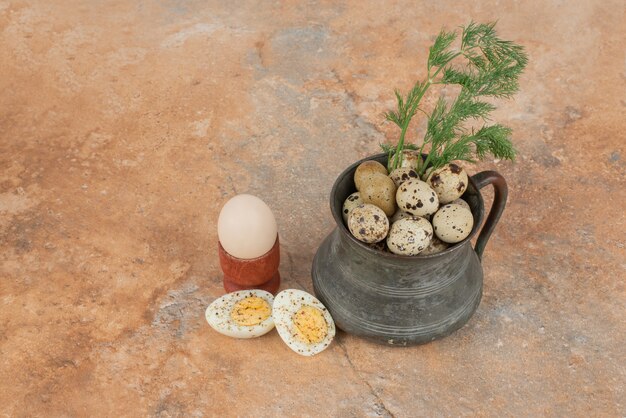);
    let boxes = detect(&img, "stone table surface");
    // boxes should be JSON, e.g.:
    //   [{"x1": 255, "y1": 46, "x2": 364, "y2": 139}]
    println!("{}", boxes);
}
[{"x1": 1, "y1": 1, "x2": 624, "y2": 416}]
